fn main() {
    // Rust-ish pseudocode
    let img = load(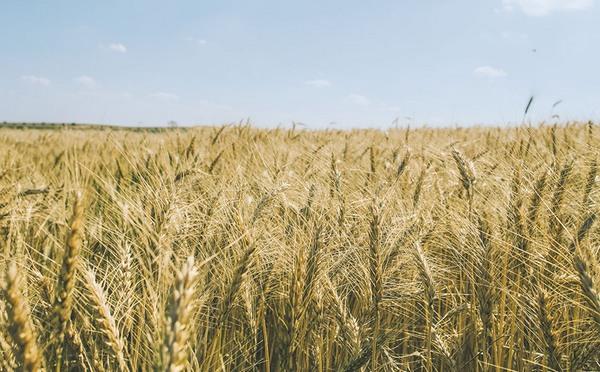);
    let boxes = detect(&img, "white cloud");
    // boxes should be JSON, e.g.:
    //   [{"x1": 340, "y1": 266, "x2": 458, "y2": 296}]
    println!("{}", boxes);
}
[
  {"x1": 75, "y1": 75, "x2": 97, "y2": 88},
  {"x1": 21, "y1": 75, "x2": 50, "y2": 86},
  {"x1": 347, "y1": 94, "x2": 370, "y2": 106},
  {"x1": 305, "y1": 79, "x2": 332, "y2": 88},
  {"x1": 150, "y1": 92, "x2": 179, "y2": 101},
  {"x1": 502, "y1": 0, "x2": 593, "y2": 16},
  {"x1": 108, "y1": 43, "x2": 127, "y2": 53},
  {"x1": 473, "y1": 66, "x2": 508, "y2": 79},
  {"x1": 186, "y1": 37, "x2": 208, "y2": 46}
]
